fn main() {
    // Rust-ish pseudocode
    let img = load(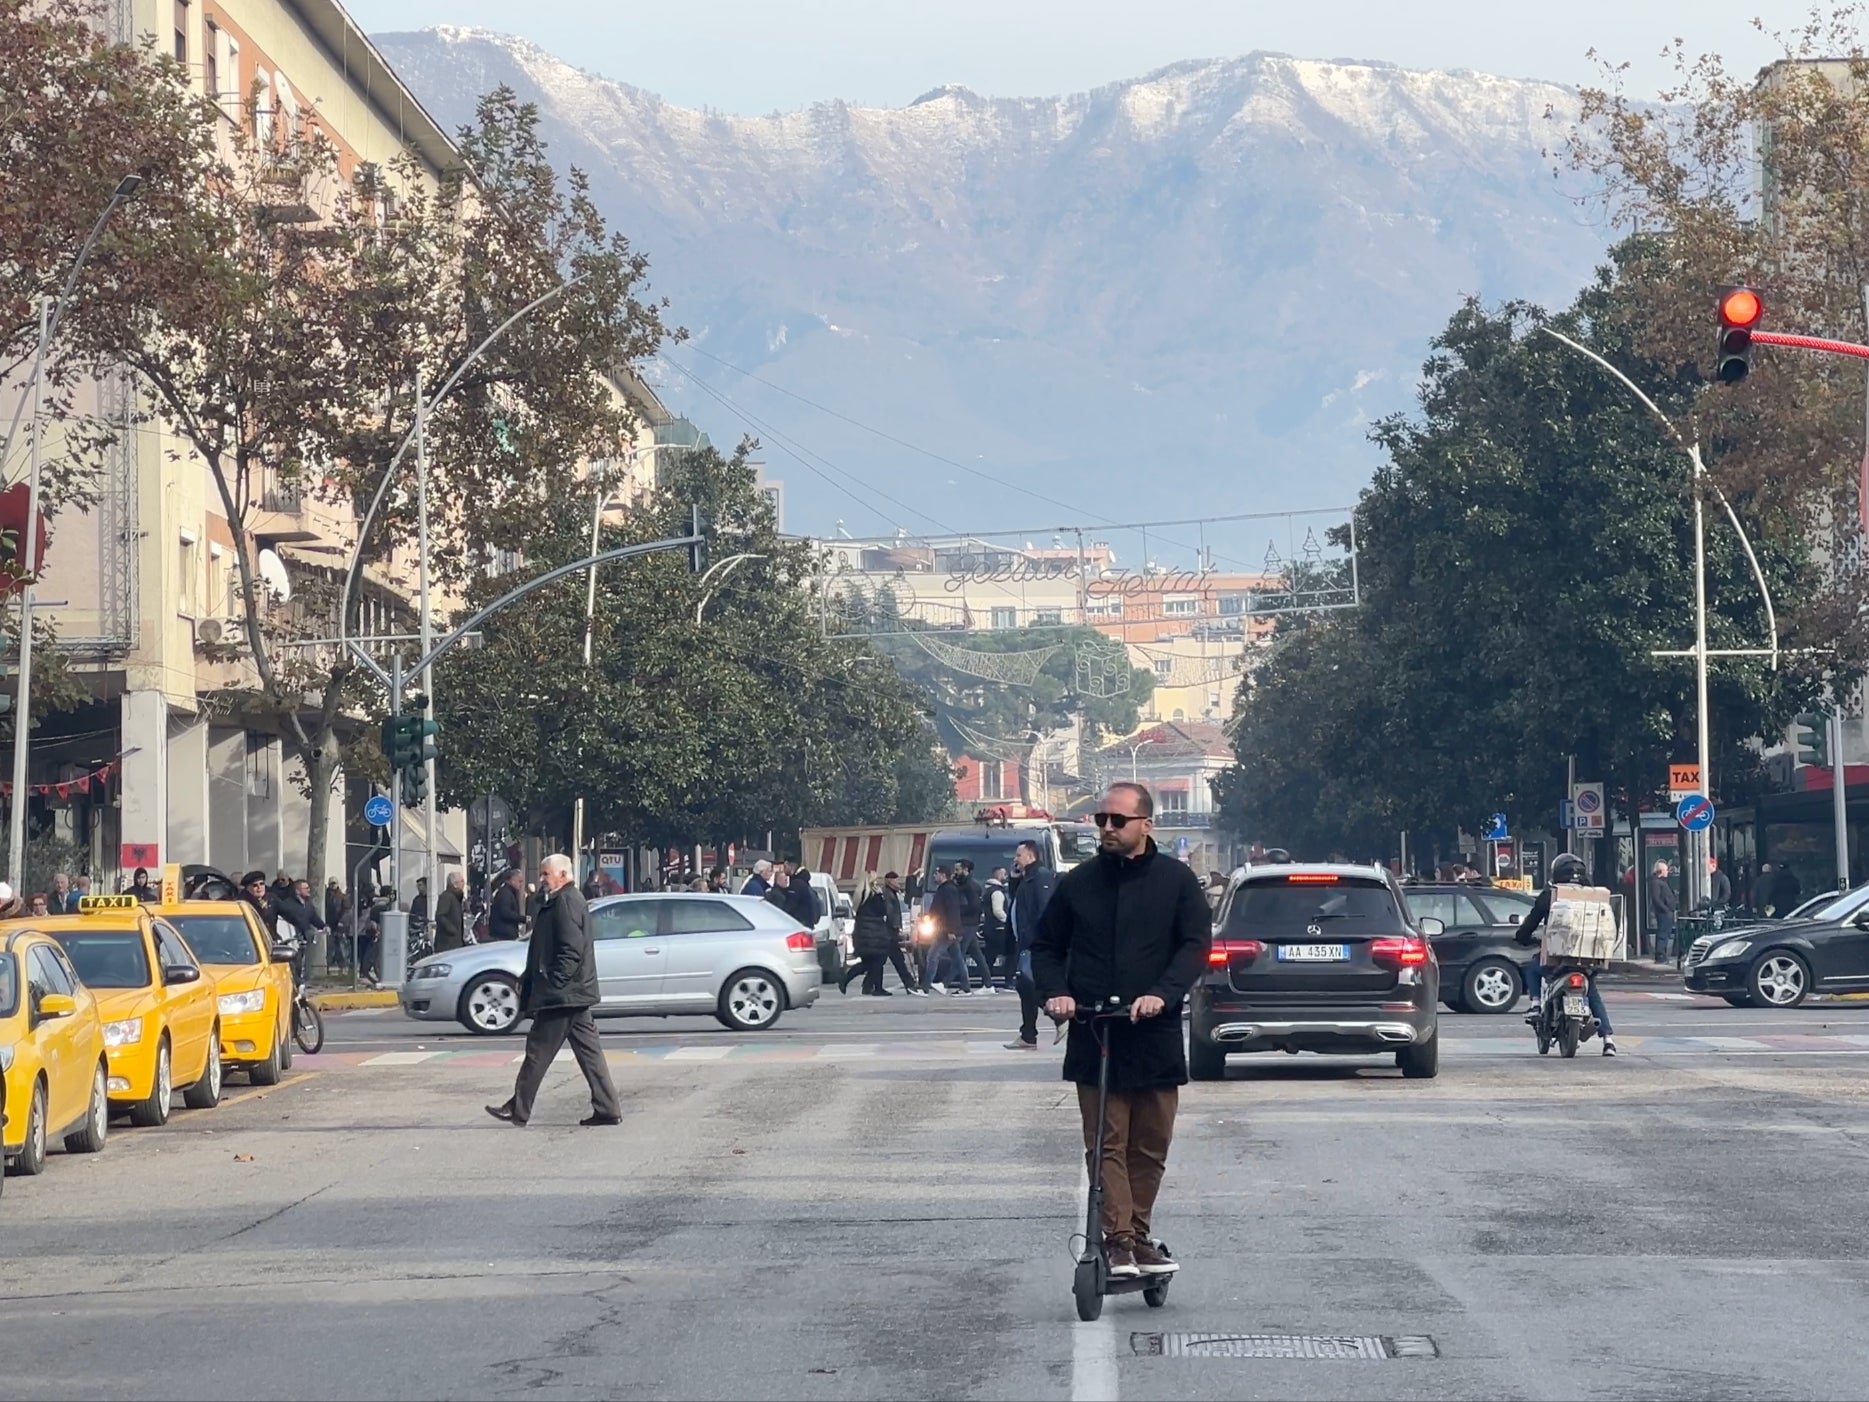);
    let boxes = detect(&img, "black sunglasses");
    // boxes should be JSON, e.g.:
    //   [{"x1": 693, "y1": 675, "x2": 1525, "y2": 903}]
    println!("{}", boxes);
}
[{"x1": 1093, "y1": 812, "x2": 1146, "y2": 829}]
